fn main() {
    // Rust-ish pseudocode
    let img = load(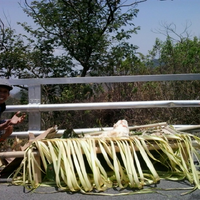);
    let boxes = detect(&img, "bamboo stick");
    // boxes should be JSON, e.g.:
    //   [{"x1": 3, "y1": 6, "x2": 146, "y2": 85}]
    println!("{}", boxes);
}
[
  {"x1": 176, "y1": 125, "x2": 200, "y2": 132},
  {"x1": 0, "y1": 139, "x2": 181, "y2": 159},
  {"x1": 0, "y1": 151, "x2": 39, "y2": 158},
  {"x1": 129, "y1": 122, "x2": 168, "y2": 130},
  {"x1": 33, "y1": 155, "x2": 42, "y2": 184}
]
